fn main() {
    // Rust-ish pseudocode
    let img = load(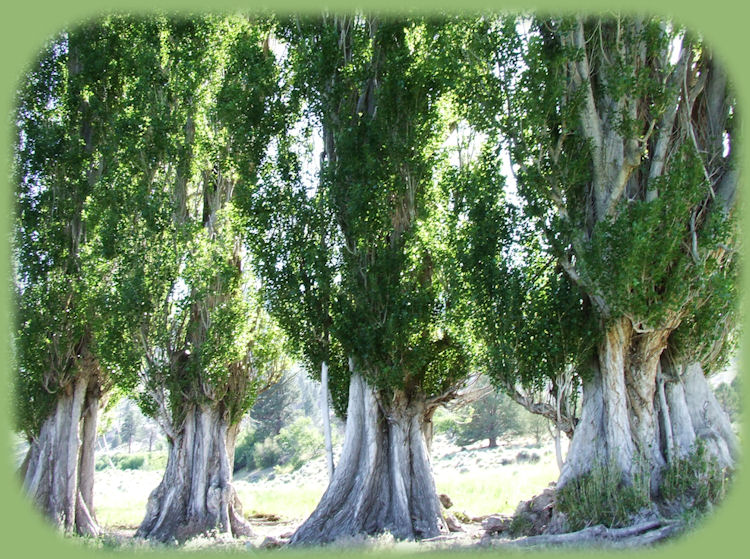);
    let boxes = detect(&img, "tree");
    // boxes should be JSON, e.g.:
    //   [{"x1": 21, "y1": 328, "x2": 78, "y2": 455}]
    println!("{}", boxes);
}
[
  {"x1": 80, "y1": 15, "x2": 289, "y2": 542},
  {"x1": 254, "y1": 15, "x2": 474, "y2": 543},
  {"x1": 120, "y1": 402, "x2": 137, "y2": 454},
  {"x1": 14, "y1": 21, "x2": 137, "y2": 536},
  {"x1": 452, "y1": 381, "x2": 523, "y2": 448},
  {"x1": 246, "y1": 370, "x2": 302, "y2": 443},
  {"x1": 454, "y1": 14, "x2": 739, "y2": 504}
]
